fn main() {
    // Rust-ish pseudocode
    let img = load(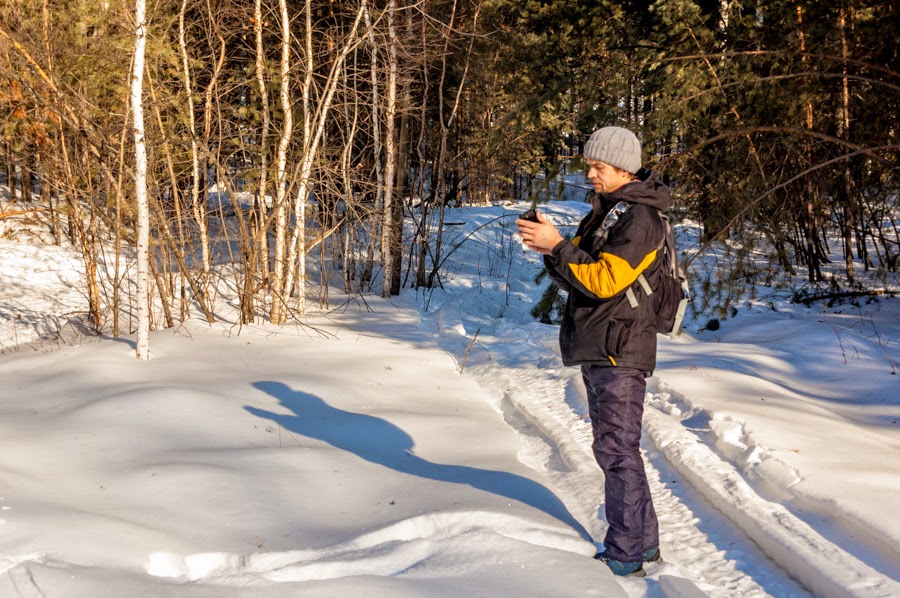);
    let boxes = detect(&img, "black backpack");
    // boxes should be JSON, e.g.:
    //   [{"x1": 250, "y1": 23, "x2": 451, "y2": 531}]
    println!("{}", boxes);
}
[
  {"x1": 625, "y1": 210, "x2": 690, "y2": 337},
  {"x1": 652, "y1": 211, "x2": 690, "y2": 336}
]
